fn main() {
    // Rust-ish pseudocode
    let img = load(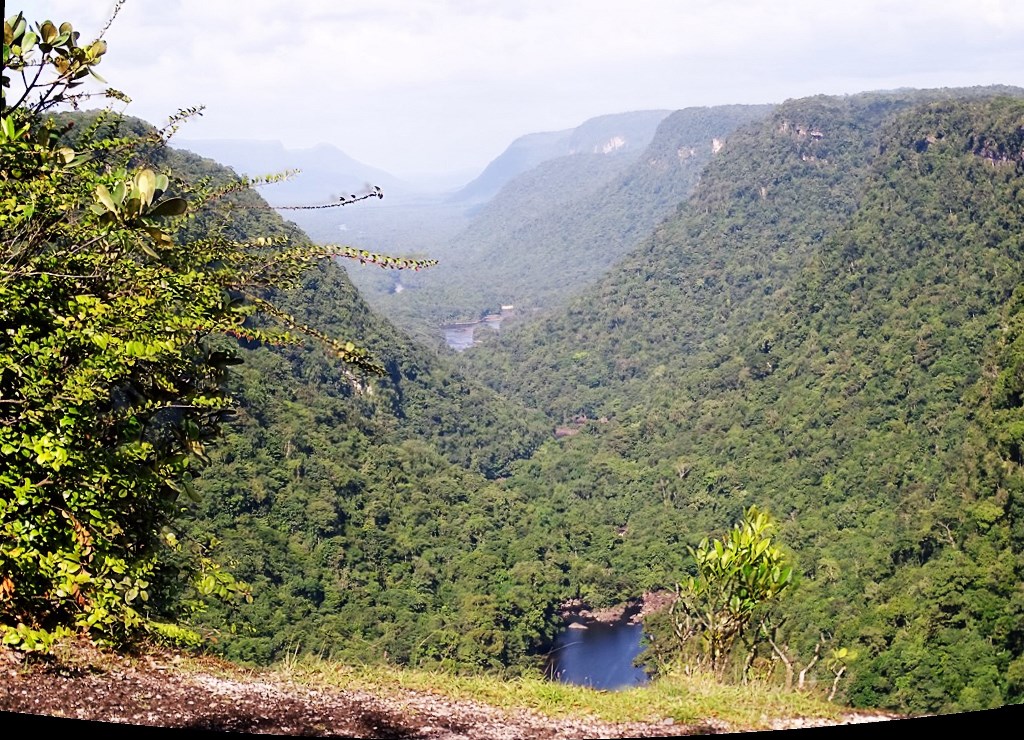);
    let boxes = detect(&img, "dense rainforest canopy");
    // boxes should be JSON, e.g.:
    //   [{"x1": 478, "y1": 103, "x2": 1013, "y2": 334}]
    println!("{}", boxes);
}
[
  {"x1": 460, "y1": 89, "x2": 1024, "y2": 713},
  {"x1": 188, "y1": 87, "x2": 1024, "y2": 715},
  {"x1": 2, "y1": 6, "x2": 1022, "y2": 719}
]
